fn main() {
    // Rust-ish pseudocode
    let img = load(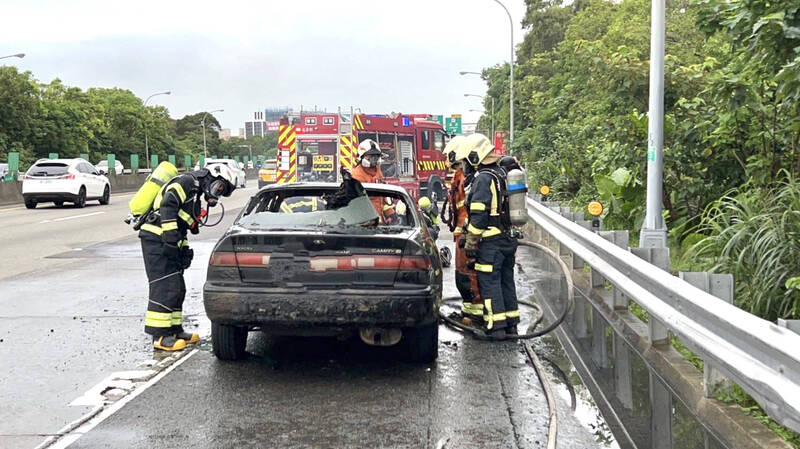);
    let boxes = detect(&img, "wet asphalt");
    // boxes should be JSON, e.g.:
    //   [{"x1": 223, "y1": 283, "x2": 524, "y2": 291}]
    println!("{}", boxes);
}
[
  {"x1": 67, "y1": 233, "x2": 606, "y2": 449},
  {"x1": 1, "y1": 192, "x2": 610, "y2": 449}
]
